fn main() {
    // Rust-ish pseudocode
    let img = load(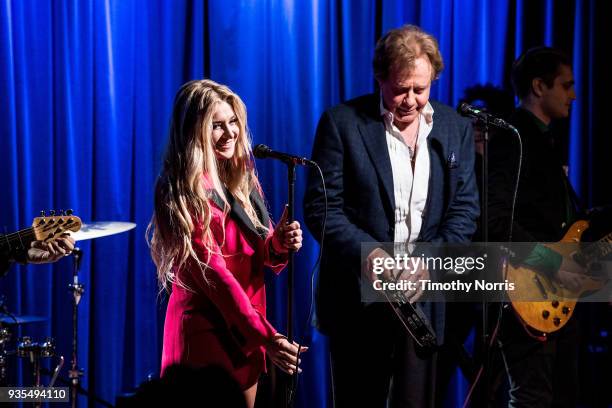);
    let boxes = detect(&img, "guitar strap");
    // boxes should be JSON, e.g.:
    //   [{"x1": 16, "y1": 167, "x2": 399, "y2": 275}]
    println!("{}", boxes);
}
[{"x1": 562, "y1": 171, "x2": 587, "y2": 218}]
